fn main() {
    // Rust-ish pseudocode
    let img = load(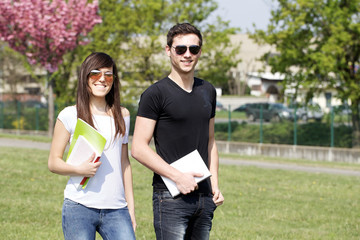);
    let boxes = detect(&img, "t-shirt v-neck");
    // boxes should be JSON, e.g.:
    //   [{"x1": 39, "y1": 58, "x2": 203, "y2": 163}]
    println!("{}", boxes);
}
[
  {"x1": 166, "y1": 77, "x2": 194, "y2": 94},
  {"x1": 137, "y1": 76, "x2": 217, "y2": 193}
]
